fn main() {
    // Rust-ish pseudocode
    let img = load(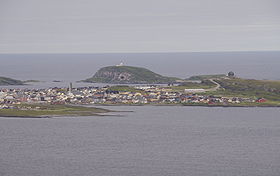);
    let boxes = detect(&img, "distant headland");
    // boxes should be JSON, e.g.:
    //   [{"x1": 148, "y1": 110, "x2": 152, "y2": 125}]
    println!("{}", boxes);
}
[
  {"x1": 0, "y1": 76, "x2": 23, "y2": 86},
  {"x1": 83, "y1": 65, "x2": 181, "y2": 84},
  {"x1": 0, "y1": 77, "x2": 40, "y2": 86}
]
